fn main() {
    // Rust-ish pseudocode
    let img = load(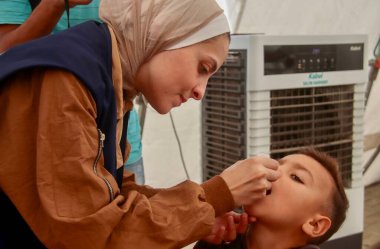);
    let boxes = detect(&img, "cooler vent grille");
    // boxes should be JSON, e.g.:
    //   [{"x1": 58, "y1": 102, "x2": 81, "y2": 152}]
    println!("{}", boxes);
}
[
  {"x1": 270, "y1": 85, "x2": 354, "y2": 186},
  {"x1": 202, "y1": 50, "x2": 247, "y2": 180}
]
